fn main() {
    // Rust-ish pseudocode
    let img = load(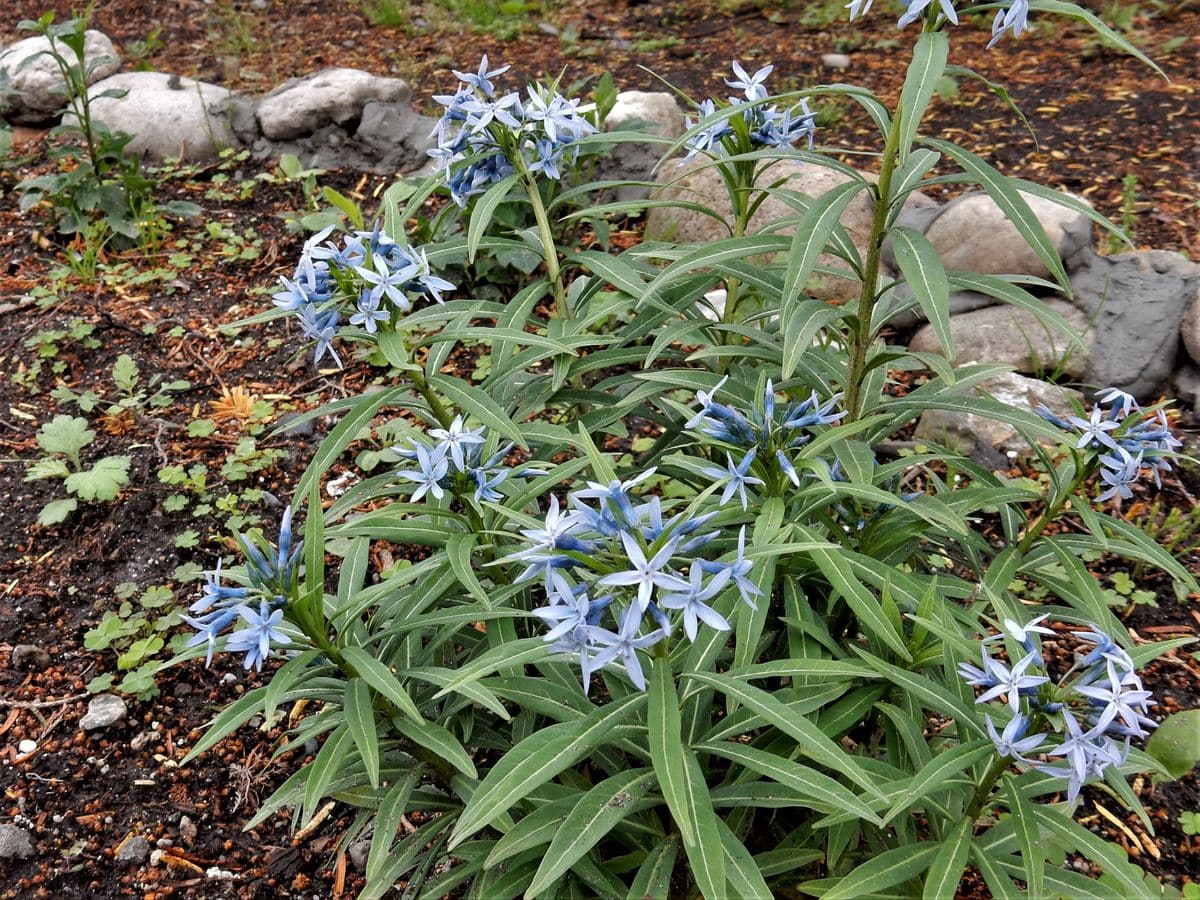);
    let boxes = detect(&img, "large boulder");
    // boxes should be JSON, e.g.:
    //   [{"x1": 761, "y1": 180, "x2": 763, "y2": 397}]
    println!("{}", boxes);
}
[
  {"x1": 914, "y1": 372, "x2": 1081, "y2": 468},
  {"x1": 0, "y1": 29, "x2": 120, "y2": 122},
  {"x1": 1067, "y1": 249, "x2": 1200, "y2": 397},
  {"x1": 595, "y1": 90, "x2": 684, "y2": 196},
  {"x1": 645, "y1": 158, "x2": 878, "y2": 303},
  {"x1": 248, "y1": 68, "x2": 433, "y2": 173},
  {"x1": 880, "y1": 287, "x2": 999, "y2": 329},
  {"x1": 1176, "y1": 282, "x2": 1200, "y2": 367},
  {"x1": 893, "y1": 190, "x2": 1094, "y2": 279},
  {"x1": 256, "y1": 68, "x2": 412, "y2": 140},
  {"x1": 907, "y1": 299, "x2": 1091, "y2": 378},
  {"x1": 82, "y1": 72, "x2": 243, "y2": 160}
]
